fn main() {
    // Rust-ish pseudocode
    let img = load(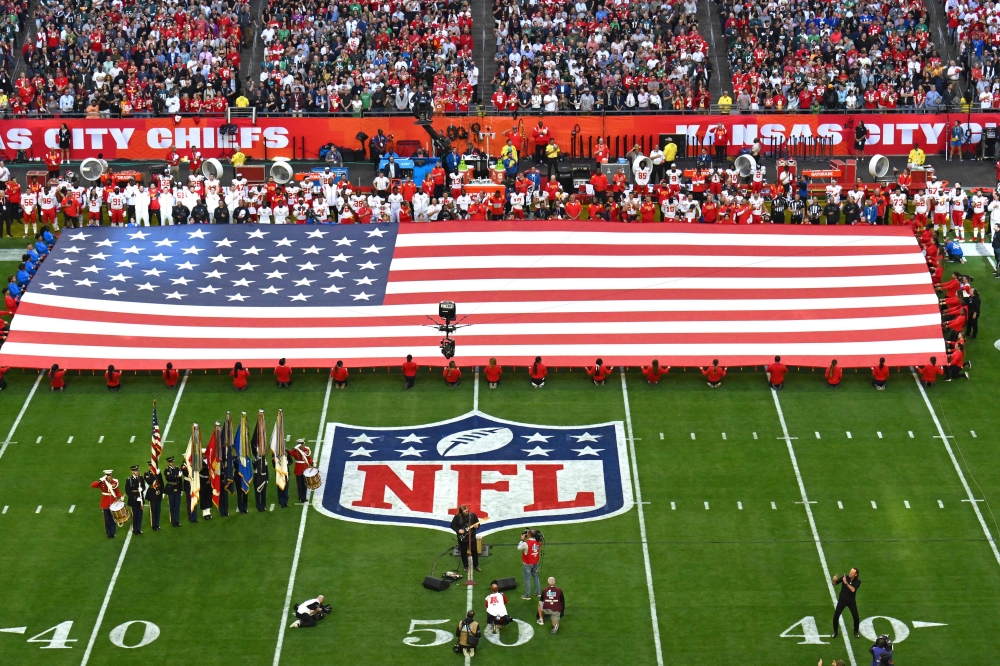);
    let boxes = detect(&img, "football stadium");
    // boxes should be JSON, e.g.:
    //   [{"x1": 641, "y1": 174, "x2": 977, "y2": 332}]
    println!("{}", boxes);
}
[{"x1": 2, "y1": 1, "x2": 1000, "y2": 664}]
